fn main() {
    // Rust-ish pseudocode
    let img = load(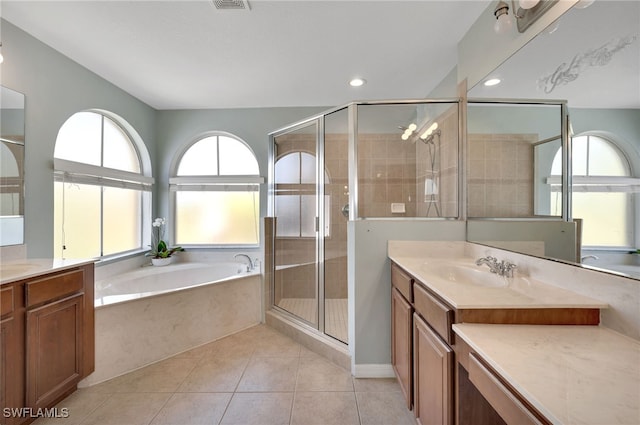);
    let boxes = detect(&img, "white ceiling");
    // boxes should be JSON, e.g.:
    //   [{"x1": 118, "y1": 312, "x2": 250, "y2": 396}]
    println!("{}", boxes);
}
[
  {"x1": 469, "y1": 0, "x2": 640, "y2": 109},
  {"x1": 1, "y1": 0, "x2": 491, "y2": 110}
]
